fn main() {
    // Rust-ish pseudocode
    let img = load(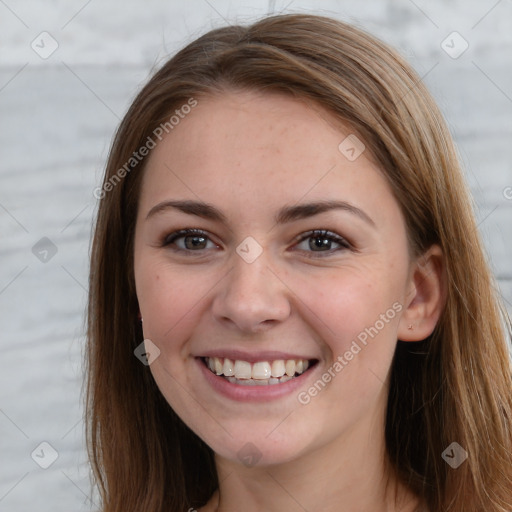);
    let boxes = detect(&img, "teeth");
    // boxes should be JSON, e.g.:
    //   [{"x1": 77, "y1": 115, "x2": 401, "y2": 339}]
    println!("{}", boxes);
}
[
  {"x1": 252, "y1": 361, "x2": 271, "y2": 379},
  {"x1": 223, "y1": 358, "x2": 234, "y2": 376},
  {"x1": 271, "y1": 360, "x2": 286, "y2": 378},
  {"x1": 228, "y1": 376, "x2": 286, "y2": 386},
  {"x1": 214, "y1": 357, "x2": 223, "y2": 375},
  {"x1": 234, "y1": 360, "x2": 252, "y2": 379},
  {"x1": 285, "y1": 360, "x2": 295, "y2": 377},
  {"x1": 205, "y1": 356, "x2": 312, "y2": 384}
]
